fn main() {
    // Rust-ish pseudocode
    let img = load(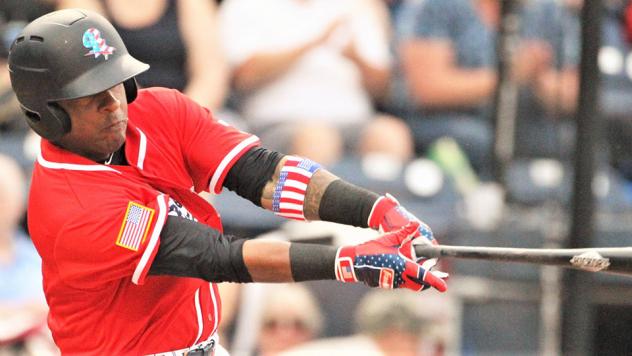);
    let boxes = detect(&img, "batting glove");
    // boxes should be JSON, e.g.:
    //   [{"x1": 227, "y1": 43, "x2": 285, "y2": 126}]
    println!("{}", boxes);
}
[
  {"x1": 335, "y1": 222, "x2": 448, "y2": 292},
  {"x1": 368, "y1": 194, "x2": 437, "y2": 261}
]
